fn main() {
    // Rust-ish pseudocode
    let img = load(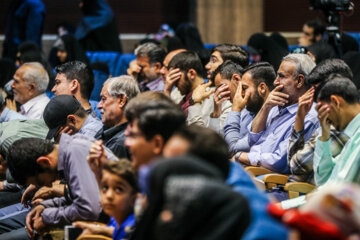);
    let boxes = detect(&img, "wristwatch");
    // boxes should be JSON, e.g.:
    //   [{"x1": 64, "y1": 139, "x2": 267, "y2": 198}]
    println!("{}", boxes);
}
[
  {"x1": 234, "y1": 152, "x2": 242, "y2": 162},
  {"x1": 189, "y1": 96, "x2": 195, "y2": 106}
]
